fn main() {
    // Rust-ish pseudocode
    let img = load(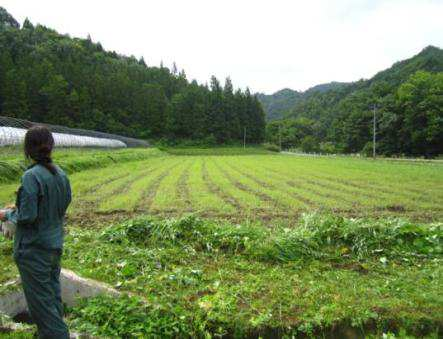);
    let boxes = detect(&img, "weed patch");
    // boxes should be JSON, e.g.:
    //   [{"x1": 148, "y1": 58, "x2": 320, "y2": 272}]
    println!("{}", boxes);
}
[{"x1": 59, "y1": 214, "x2": 443, "y2": 338}]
